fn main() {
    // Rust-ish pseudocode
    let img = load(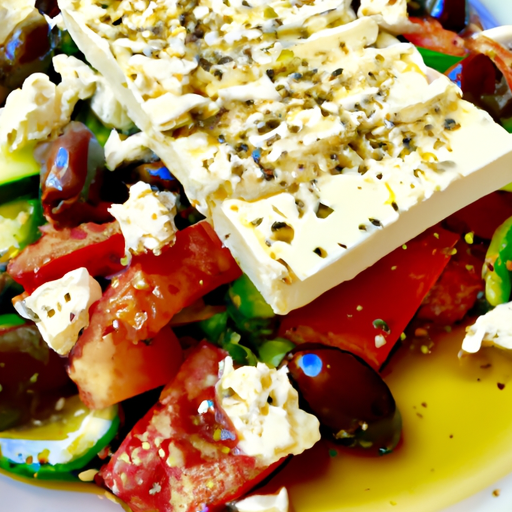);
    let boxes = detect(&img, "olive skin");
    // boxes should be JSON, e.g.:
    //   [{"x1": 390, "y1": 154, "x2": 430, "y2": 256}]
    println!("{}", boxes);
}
[
  {"x1": 0, "y1": 12, "x2": 53, "y2": 92},
  {"x1": 287, "y1": 345, "x2": 401, "y2": 455}
]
